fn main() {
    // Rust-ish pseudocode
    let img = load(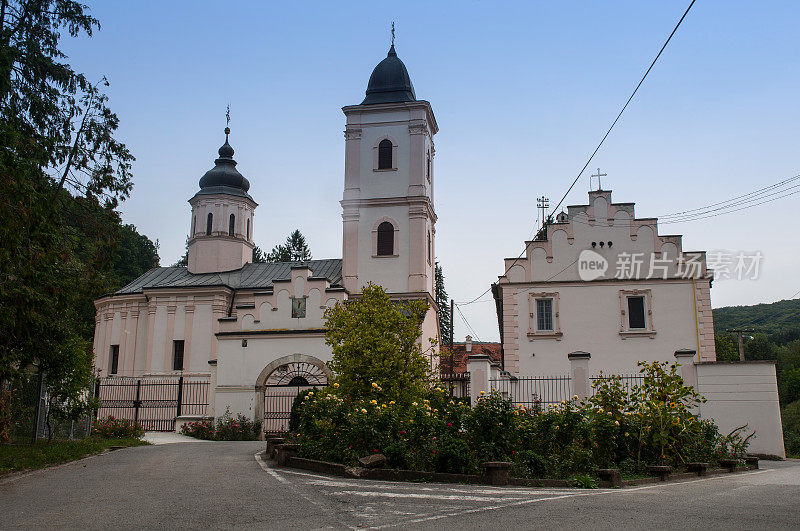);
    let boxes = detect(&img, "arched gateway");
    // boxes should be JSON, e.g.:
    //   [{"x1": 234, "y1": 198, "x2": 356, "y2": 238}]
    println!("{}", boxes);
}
[{"x1": 256, "y1": 354, "x2": 330, "y2": 435}]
